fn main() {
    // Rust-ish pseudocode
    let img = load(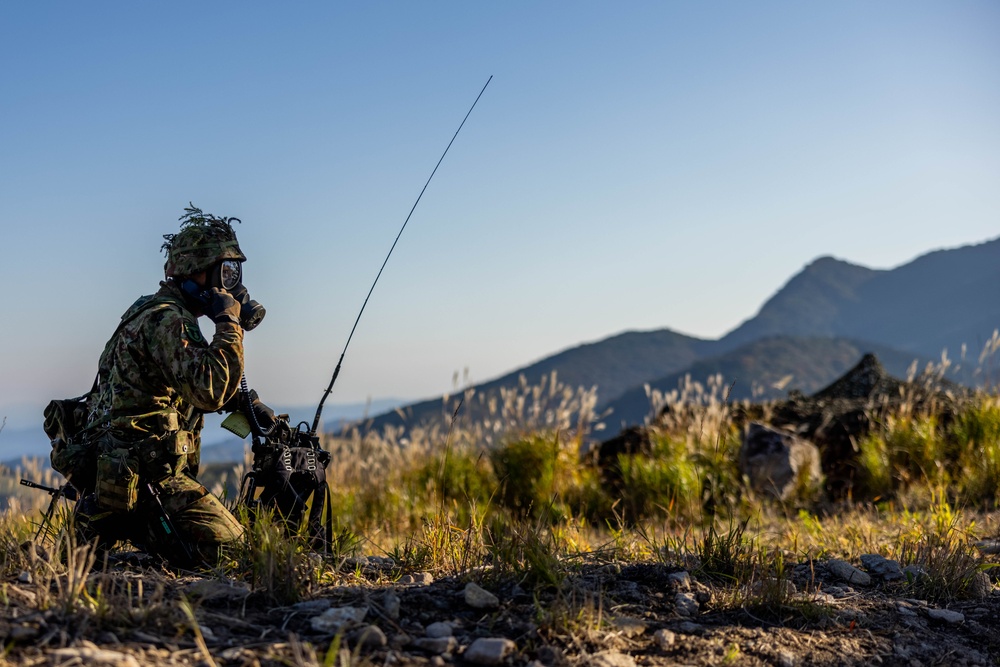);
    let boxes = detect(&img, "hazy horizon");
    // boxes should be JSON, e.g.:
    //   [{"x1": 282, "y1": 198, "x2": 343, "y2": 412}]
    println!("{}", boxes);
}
[{"x1": 2, "y1": 2, "x2": 998, "y2": 429}]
